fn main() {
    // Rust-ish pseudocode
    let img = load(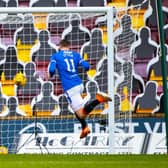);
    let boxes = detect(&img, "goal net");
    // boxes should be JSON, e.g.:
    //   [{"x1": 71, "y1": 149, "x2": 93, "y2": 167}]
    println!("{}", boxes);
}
[
  {"x1": 0, "y1": 7, "x2": 114, "y2": 154},
  {"x1": 0, "y1": 3, "x2": 147, "y2": 154}
]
